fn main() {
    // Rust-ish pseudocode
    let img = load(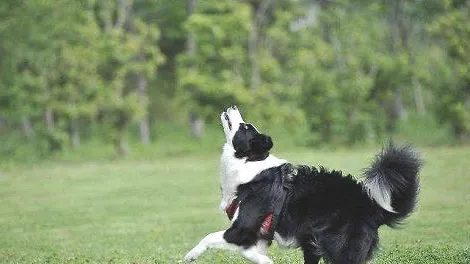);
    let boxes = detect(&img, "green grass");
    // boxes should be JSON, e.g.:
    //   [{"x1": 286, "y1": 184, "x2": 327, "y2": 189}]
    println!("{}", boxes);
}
[{"x1": 0, "y1": 146, "x2": 469, "y2": 263}]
